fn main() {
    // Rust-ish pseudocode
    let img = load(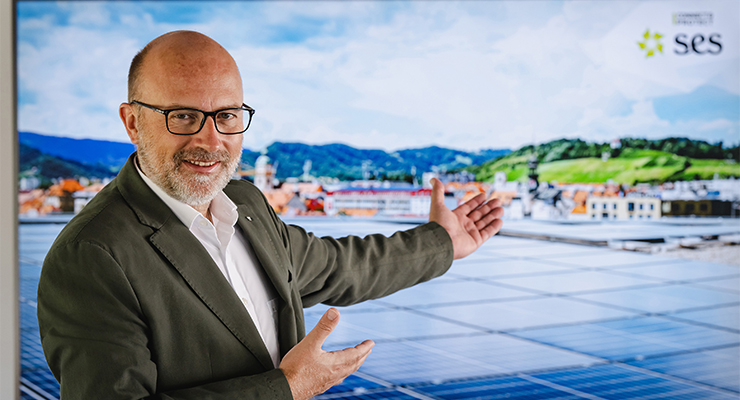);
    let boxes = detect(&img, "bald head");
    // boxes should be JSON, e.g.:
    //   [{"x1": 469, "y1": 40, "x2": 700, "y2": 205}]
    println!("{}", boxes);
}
[{"x1": 127, "y1": 31, "x2": 242, "y2": 103}]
